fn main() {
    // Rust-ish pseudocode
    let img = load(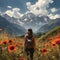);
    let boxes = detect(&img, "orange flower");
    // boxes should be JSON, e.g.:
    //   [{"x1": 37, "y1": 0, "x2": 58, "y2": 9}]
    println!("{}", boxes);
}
[
  {"x1": 52, "y1": 40, "x2": 56, "y2": 44},
  {"x1": 52, "y1": 39, "x2": 56, "y2": 47},
  {"x1": 8, "y1": 40, "x2": 14, "y2": 45},
  {"x1": 55, "y1": 40, "x2": 60, "y2": 44},
  {"x1": 0, "y1": 41, "x2": 2, "y2": 45},
  {"x1": 41, "y1": 48, "x2": 48, "y2": 54},
  {"x1": 52, "y1": 38, "x2": 60, "y2": 45},
  {"x1": 2, "y1": 40, "x2": 8, "y2": 45},
  {"x1": 56, "y1": 34, "x2": 60, "y2": 38},
  {"x1": 8, "y1": 45, "x2": 17, "y2": 53},
  {"x1": 45, "y1": 43, "x2": 49, "y2": 47}
]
